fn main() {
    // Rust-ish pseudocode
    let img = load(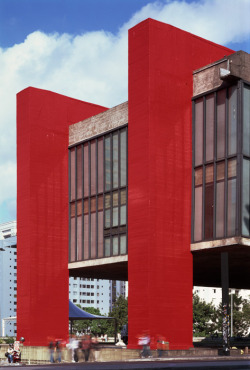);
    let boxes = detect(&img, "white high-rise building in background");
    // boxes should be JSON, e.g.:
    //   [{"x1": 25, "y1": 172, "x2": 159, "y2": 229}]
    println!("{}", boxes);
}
[
  {"x1": 69, "y1": 277, "x2": 127, "y2": 315},
  {"x1": 0, "y1": 221, "x2": 17, "y2": 336},
  {"x1": 193, "y1": 286, "x2": 250, "y2": 308}
]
